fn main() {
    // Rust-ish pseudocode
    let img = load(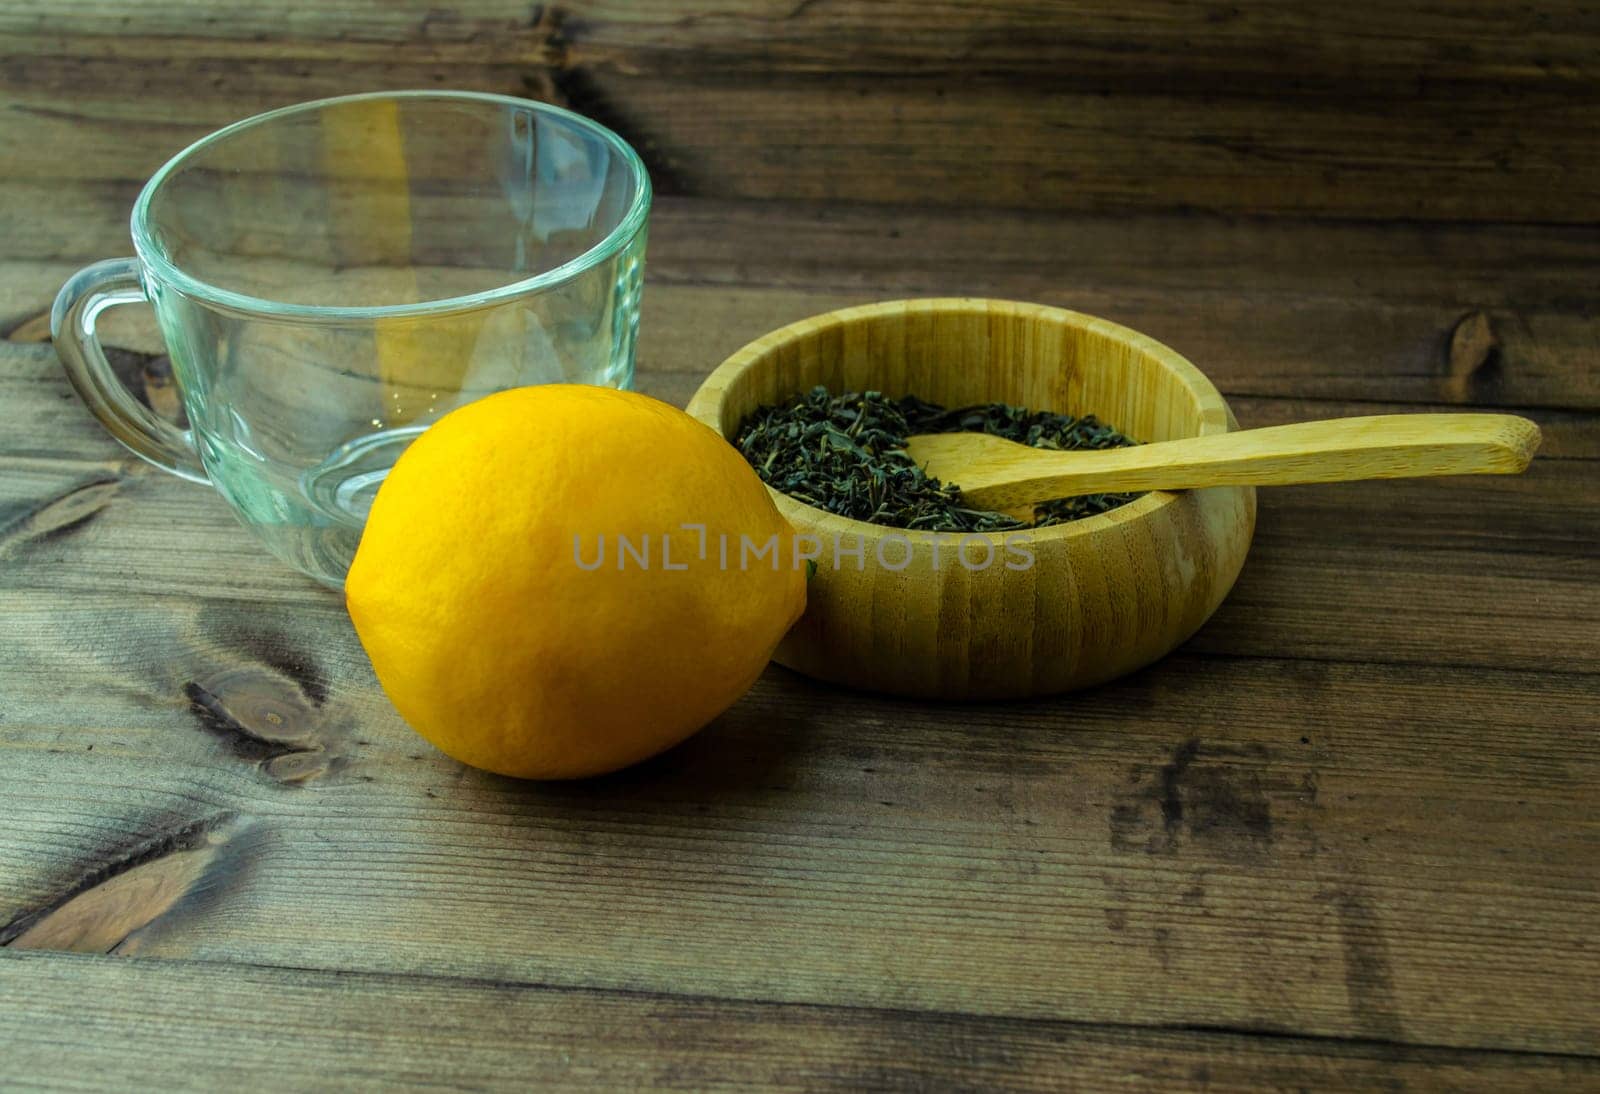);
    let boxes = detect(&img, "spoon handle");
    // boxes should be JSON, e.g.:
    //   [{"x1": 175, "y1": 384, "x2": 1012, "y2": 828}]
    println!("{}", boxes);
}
[{"x1": 962, "y1": 414, "x2": 1541, "y2": 506}]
